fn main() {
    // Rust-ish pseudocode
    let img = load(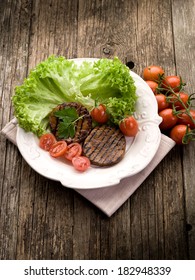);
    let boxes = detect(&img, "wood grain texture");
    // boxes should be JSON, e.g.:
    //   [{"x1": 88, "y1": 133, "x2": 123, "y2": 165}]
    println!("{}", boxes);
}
[
  {"x1": 0, "y1": 0, "x2": 194, "y2": 260},
  {"x1": 172, "y1": 0, "x2": 195, "y2": 259},
  {"x1": 0, "y1": 0, "x2": 32, "y2": 260}
]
